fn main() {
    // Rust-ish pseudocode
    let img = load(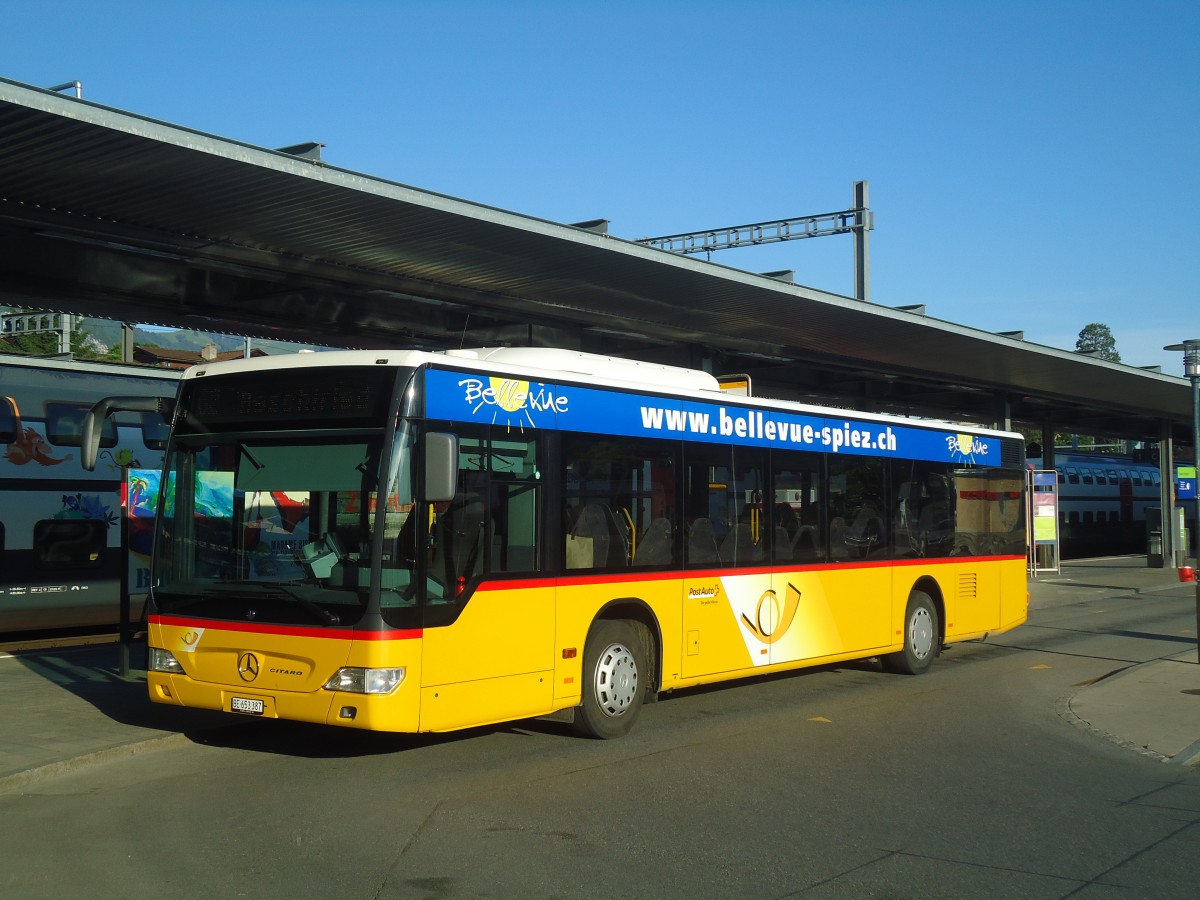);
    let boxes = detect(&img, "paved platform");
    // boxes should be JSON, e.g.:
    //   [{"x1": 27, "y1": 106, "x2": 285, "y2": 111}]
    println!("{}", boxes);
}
[
  {"x1": 2, "y1": 558, "x2": 1199, "y2": 792},
  {"x1": 1030, "y1": 556, "x2": 1200, "y2": 767}
]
